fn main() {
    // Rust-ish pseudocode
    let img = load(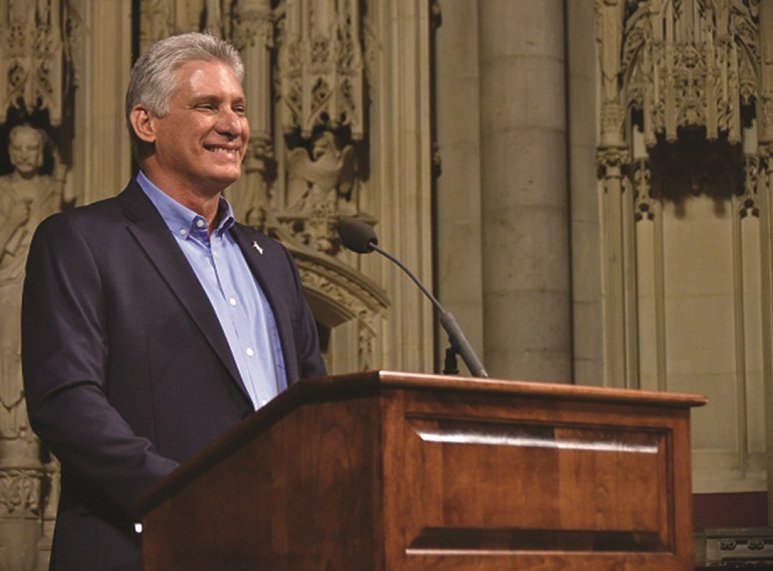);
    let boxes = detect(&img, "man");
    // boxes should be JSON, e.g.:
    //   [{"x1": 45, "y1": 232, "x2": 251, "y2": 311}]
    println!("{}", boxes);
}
[{"x1": 22, "y1": 32, "x2": 326, "y2": 570}]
